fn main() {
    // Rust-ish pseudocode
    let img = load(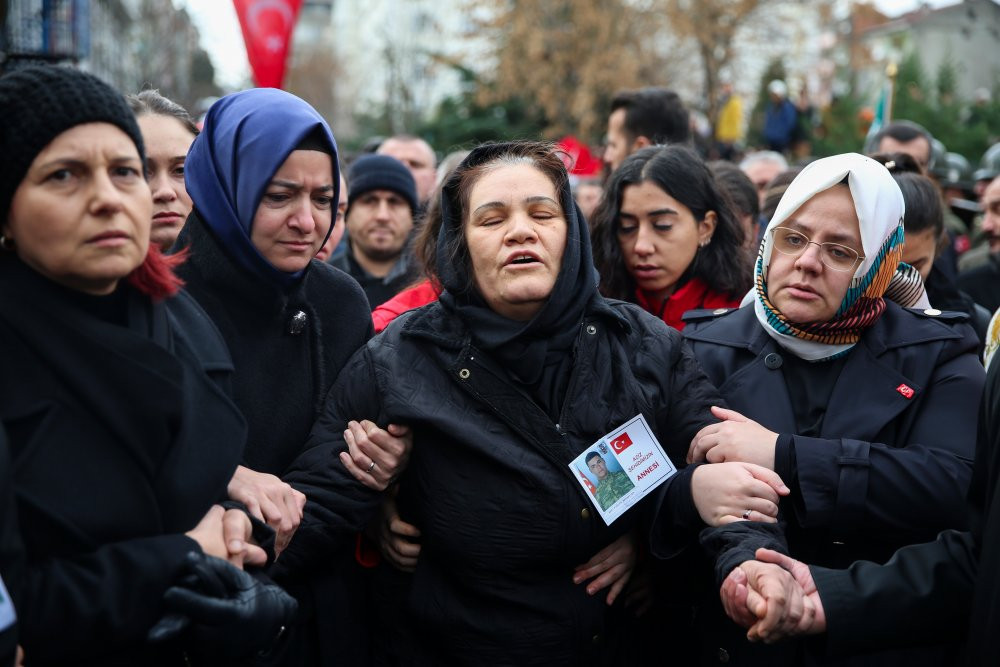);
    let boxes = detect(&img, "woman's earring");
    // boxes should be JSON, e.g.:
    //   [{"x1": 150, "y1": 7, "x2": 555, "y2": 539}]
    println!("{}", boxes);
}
[
  {"x1": 0, "y1": 235, "x2": 14, "y2": 251},
  {"x1": 699, "y1": 237, "x2": 712, "y2": 248}
]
